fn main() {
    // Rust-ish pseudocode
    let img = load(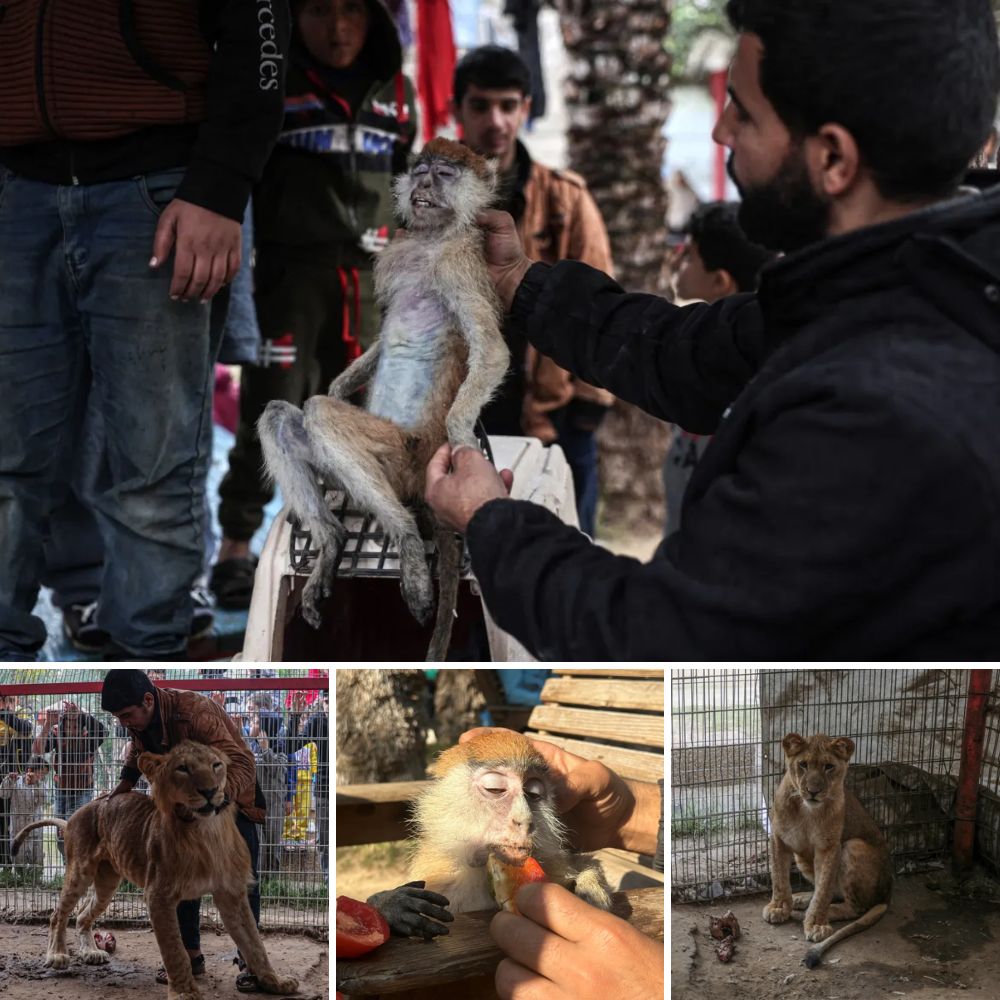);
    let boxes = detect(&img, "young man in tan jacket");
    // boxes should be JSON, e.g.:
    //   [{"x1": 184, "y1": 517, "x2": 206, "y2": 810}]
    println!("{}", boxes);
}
[
  {"x1": 102, "y1": 670, "x2": 266, "y2": 991},
  {"x1": 453, "y1": 45, "x2": 615, "y2": 536}
]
